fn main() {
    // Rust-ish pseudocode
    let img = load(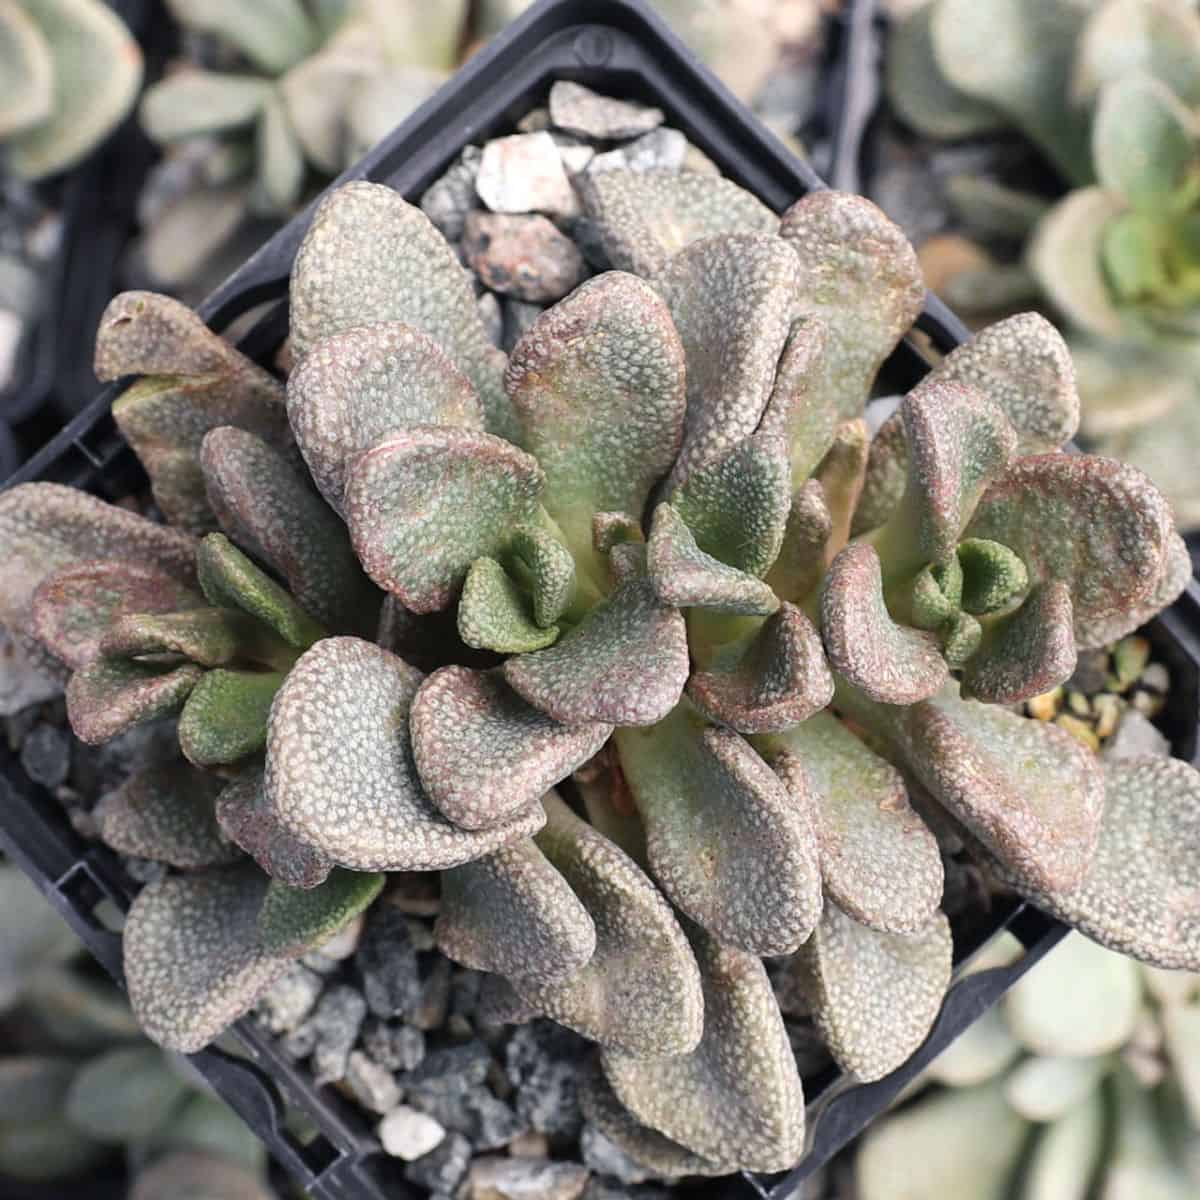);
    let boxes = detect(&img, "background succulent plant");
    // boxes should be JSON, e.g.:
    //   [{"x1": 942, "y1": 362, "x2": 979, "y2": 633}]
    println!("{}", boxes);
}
[
  {"x1": 0, "y1": 0, "x2": 142, "y2": 180},
  {"x1": 886, "y1": 0, "x2": 1200, "y2": 532},
  {"x1": 856, "y1": 930, "x2": 1200, "y2": 1200},
  {"x1": 0, "y1": 122, "x2": 1196, "y2": 1180}
]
